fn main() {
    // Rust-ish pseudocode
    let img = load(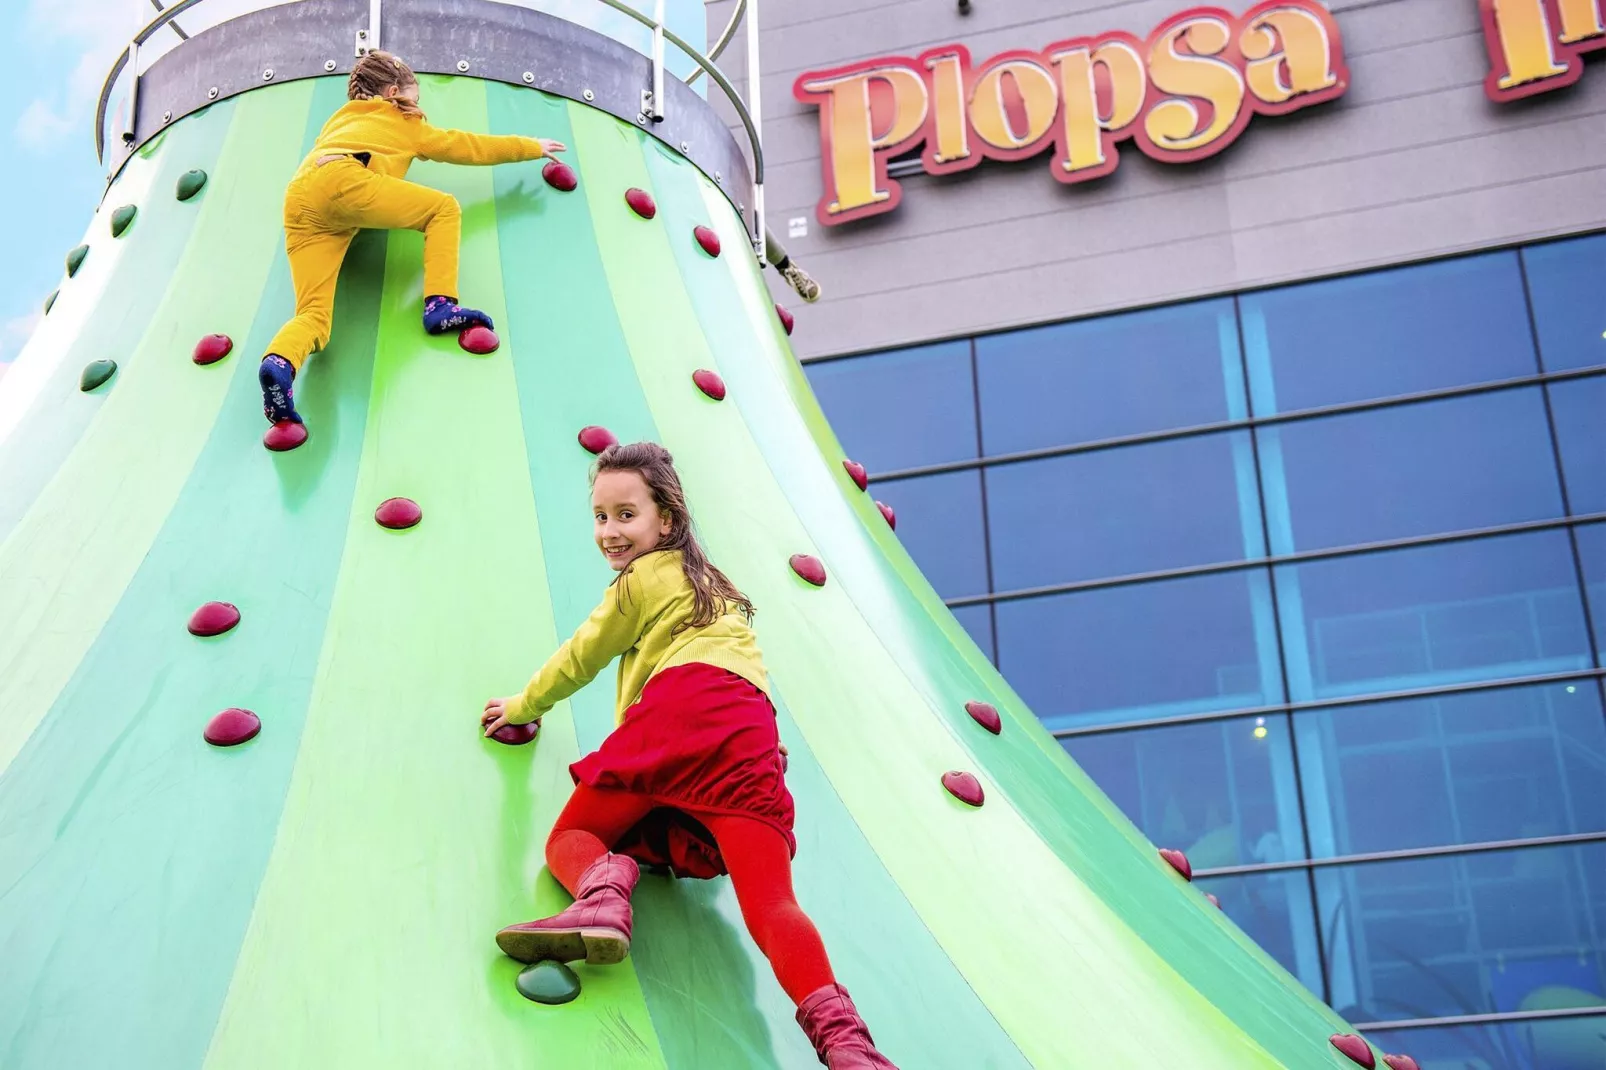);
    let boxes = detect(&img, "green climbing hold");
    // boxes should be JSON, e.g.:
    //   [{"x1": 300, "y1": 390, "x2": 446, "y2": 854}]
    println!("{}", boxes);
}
[
  {"x1": 110, "y1": 205, "x2": 137, "y2": 238},
  {"x1": 80, "y1": 359, "x2": 117, "y2": 392},
  {"x1": 43, "y1": 290, "x2": 58, "y2": 315},
  {"x1": 515, "y1": 960, "x2": 580, "y2": 1005},
  {"x1": 66, "y1": 244, "x2": 89, "y2": 277},
  {"x1": 176, "y1": 169, "x2": 208, "y2": 202}
]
